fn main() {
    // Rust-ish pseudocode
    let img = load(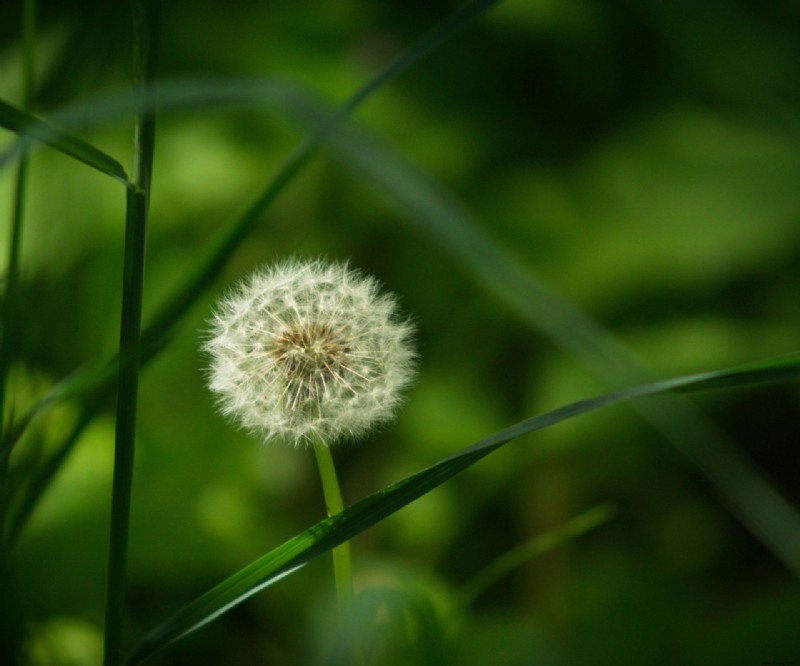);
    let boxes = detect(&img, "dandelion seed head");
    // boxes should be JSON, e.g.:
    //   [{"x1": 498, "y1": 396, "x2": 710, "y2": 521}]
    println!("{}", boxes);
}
[{"x1": 204, "y1": 258, "x2": 416, "y2": 447}]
